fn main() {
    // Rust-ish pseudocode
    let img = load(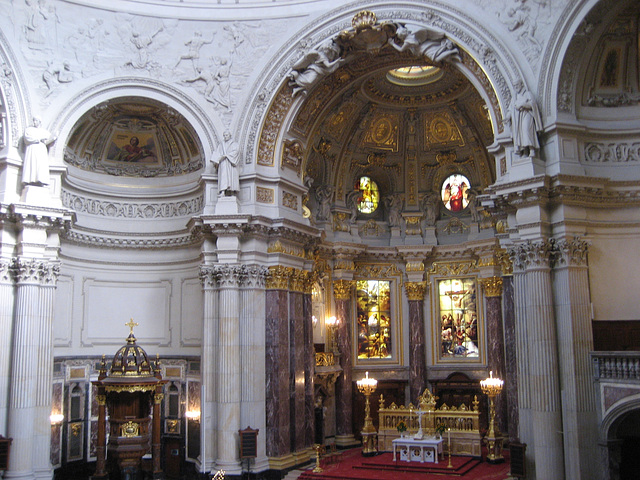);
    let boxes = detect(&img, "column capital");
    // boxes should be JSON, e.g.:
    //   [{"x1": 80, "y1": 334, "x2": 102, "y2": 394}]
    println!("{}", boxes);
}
[
  {"x1": 508, "y1": 239, "x2": 555, "y2": 272},
  {"x1": 12, "y1": 258, "x2": 59, "y2": 285},
  {"x1": 480, "y1": 276, "x2": 503, "y2": 297},
  {"x1": 555, "y1": 237, "x2": 589, "y2": 267},
  {"x1": 333, "y1": 279, "x2": 355, "y2": 300},
  {"x1": 405, "y1": 281, "x2": 427, "y2": 301},
  {"x1": 265, "y1": 265, "x2": 294, "y2": 290}
]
